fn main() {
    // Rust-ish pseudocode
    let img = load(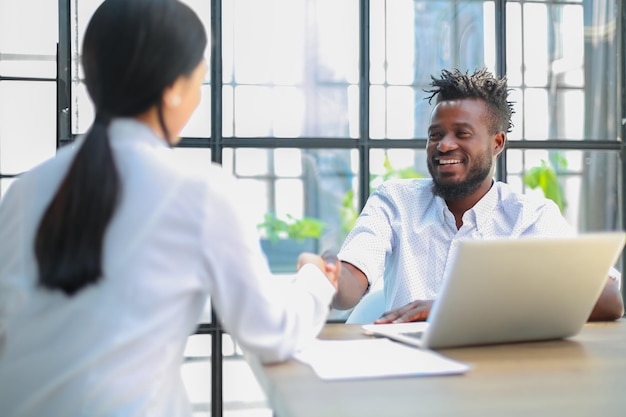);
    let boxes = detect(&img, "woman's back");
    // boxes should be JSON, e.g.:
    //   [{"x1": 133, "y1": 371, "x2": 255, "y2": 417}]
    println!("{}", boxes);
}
[{"x1": 0, "y1": 119, "x2": 224, "y2": 415}]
